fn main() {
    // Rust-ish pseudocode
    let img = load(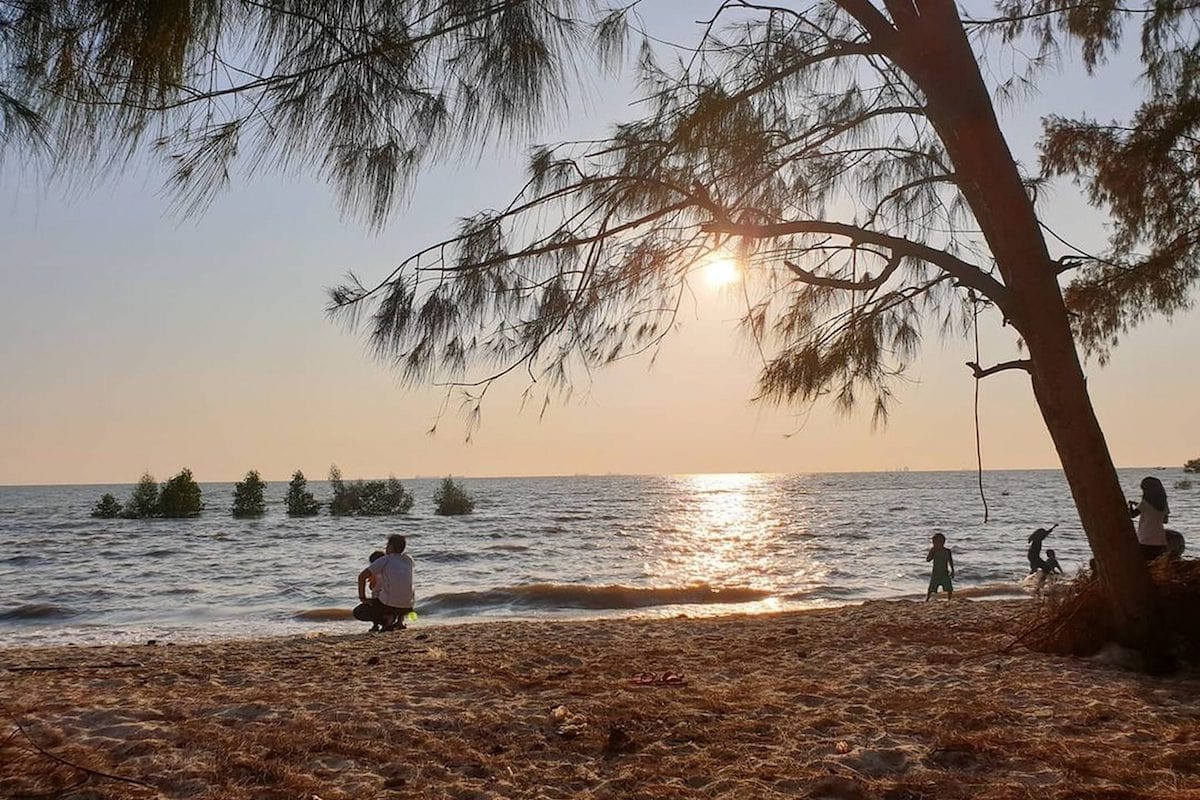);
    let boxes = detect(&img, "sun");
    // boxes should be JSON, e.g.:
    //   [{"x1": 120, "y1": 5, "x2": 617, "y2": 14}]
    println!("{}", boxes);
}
[{"x1": 704, "y1": 257, "x2": 740, "y2": 288}]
